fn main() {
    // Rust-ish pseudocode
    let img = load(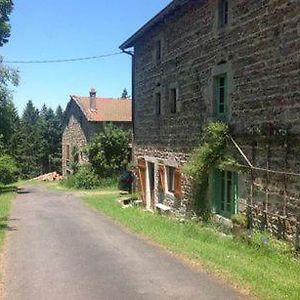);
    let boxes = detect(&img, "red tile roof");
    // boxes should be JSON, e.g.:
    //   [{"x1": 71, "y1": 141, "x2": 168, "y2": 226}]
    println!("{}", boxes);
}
[{"x1": 71, "y1": 95, "x2": 132, "y2": 122}]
